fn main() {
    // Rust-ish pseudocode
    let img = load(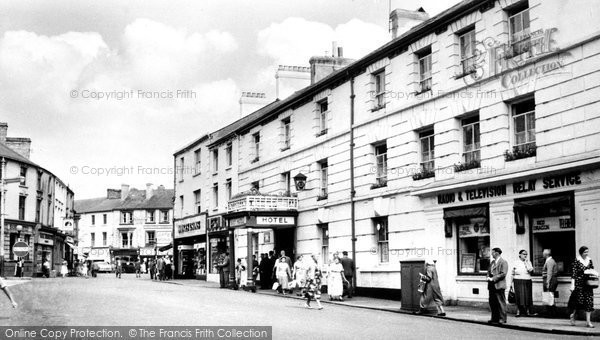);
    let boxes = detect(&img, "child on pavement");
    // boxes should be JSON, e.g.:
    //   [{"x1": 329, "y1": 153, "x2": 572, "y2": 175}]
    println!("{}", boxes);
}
[{"x1": 0, "y1": 276, "x2": 18, "y2": 308}]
